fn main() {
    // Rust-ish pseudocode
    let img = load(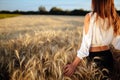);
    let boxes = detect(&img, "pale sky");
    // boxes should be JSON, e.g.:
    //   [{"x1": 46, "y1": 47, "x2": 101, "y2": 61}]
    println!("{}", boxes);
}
[{"x1": 0, "y1": 0, "x2": 120, "y2": 11}]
